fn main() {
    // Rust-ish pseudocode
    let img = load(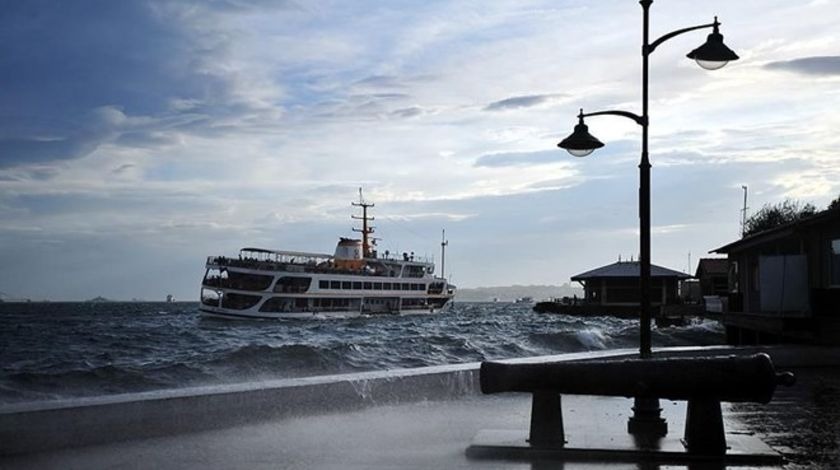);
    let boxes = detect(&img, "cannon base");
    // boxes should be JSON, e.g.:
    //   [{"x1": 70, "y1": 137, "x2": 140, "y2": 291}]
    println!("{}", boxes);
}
[{"x1": 466, "y1": 429, "x2": 784, "y2": 466}]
